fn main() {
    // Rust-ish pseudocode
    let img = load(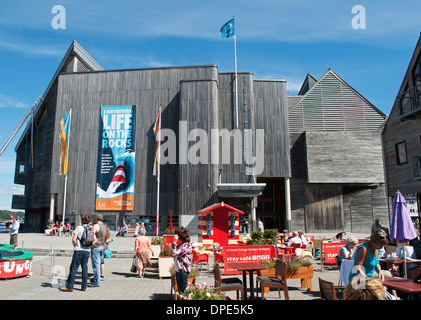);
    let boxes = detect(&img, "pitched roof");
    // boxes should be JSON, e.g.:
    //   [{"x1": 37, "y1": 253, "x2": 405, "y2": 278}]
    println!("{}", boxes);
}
[
  {"x1": 15, "y1": 40, "x2": 103, "y2": 151},
  {"x1": 289, "y1": 69, "x2": 386, "y2": 133}
]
